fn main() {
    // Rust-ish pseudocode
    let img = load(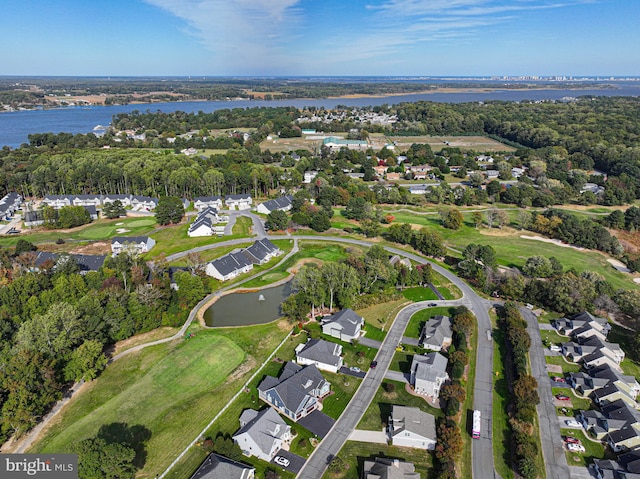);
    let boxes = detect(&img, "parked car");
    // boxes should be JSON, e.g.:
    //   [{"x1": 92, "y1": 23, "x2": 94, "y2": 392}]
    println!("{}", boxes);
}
[
  {"x1": 566, "y1": 419, "x2": 582, "y2": 428},
  {"x1": 370, "y1": 361, "x2": 378, "y2": 369},
  {"x1": 567, "y1": 443, "x2": 585, "y2": 452},
  {"x1": 555, "y1": 394, "x2": 570, "y2": 401},
  {"x1": 349, "y1": 366, "x2": 361, "y2": 373},
  {"x1": 564, "y1": 436, "x2": 581, "y2": 444},
  {"x1": 549, "y1": 344, "x2": 562, "y2": 352},
  {"x1": 552, "y1": 376, "x2": 566, "y2": 383},
  {"x1": 274, "y1": 456, "x2": 290, "y2": 467}
]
